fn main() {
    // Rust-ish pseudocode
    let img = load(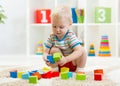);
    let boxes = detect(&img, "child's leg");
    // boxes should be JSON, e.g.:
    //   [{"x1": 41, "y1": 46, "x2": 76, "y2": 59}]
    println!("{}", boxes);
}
[
  {"x1": 73, "y1": 48, "x2": 87, "y2": 72},
  {"x1": 49, "y1": 47, "x2": 62, "y2": 71}
]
